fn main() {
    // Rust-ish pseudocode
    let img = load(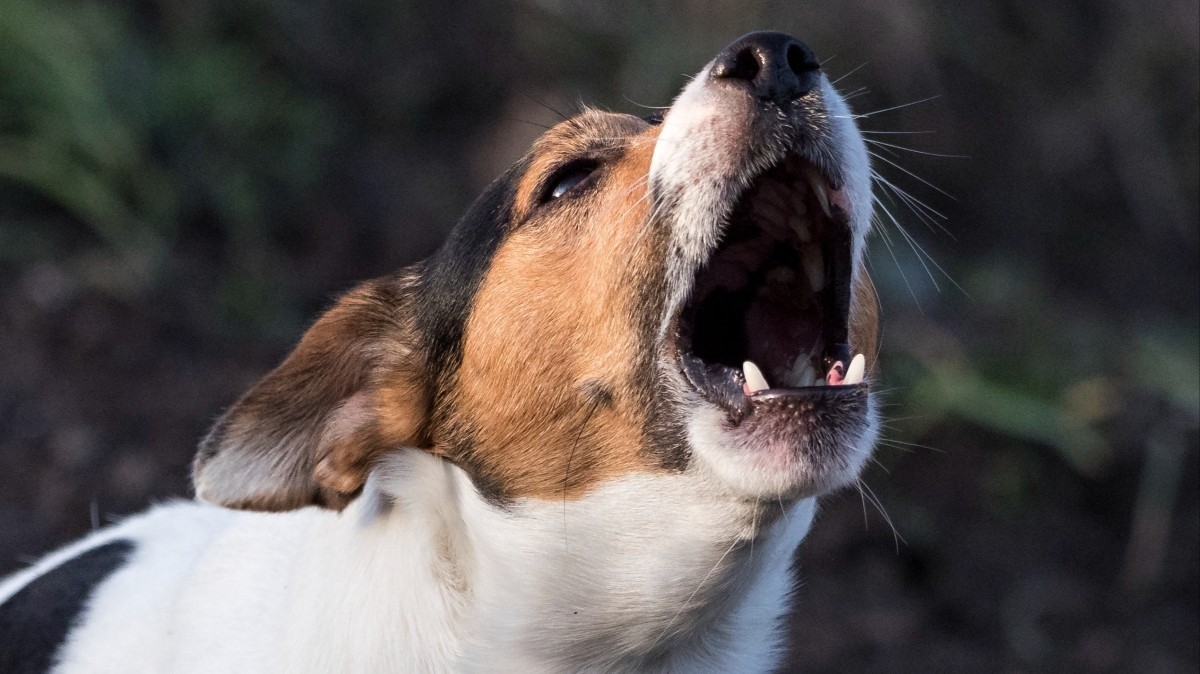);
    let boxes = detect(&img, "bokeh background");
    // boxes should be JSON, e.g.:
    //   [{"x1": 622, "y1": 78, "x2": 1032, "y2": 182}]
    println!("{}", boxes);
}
[{"x1": 1, "y1": 0, "x2": 1196, "y2": 670}]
